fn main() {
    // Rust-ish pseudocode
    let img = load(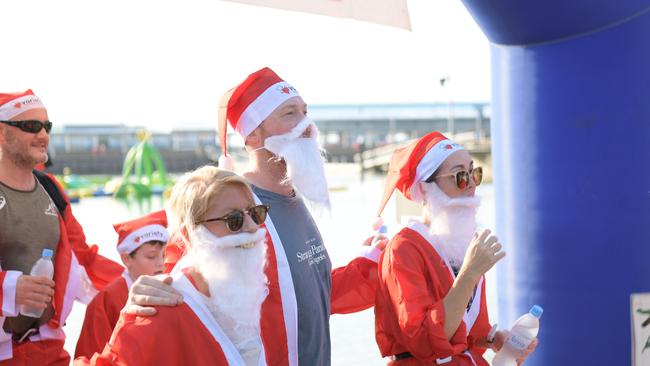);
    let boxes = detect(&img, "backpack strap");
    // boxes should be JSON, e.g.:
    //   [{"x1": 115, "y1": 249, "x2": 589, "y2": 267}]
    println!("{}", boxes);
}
[{"x1": 33, "y1": 170, "x2": 67, "y2": 218}]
